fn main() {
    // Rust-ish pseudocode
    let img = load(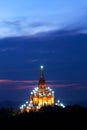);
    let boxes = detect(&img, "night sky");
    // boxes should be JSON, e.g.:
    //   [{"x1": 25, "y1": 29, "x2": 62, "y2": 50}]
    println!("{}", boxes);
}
[{"x1": 0, "y1": 0, "x2": 87, "y2": 107}]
